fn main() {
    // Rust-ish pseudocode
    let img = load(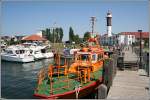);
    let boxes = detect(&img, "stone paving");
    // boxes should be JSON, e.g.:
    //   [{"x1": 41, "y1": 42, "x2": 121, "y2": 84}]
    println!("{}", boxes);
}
[
  {"x1": 123, "y1": 46, "x2": 138, "y2": 62},
  {"x1": 107, "y1": 70, "x2": 149, "y2": 100},
  {"x1": 107, "y1": 46, "x2": 149, "y2": 100}
]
